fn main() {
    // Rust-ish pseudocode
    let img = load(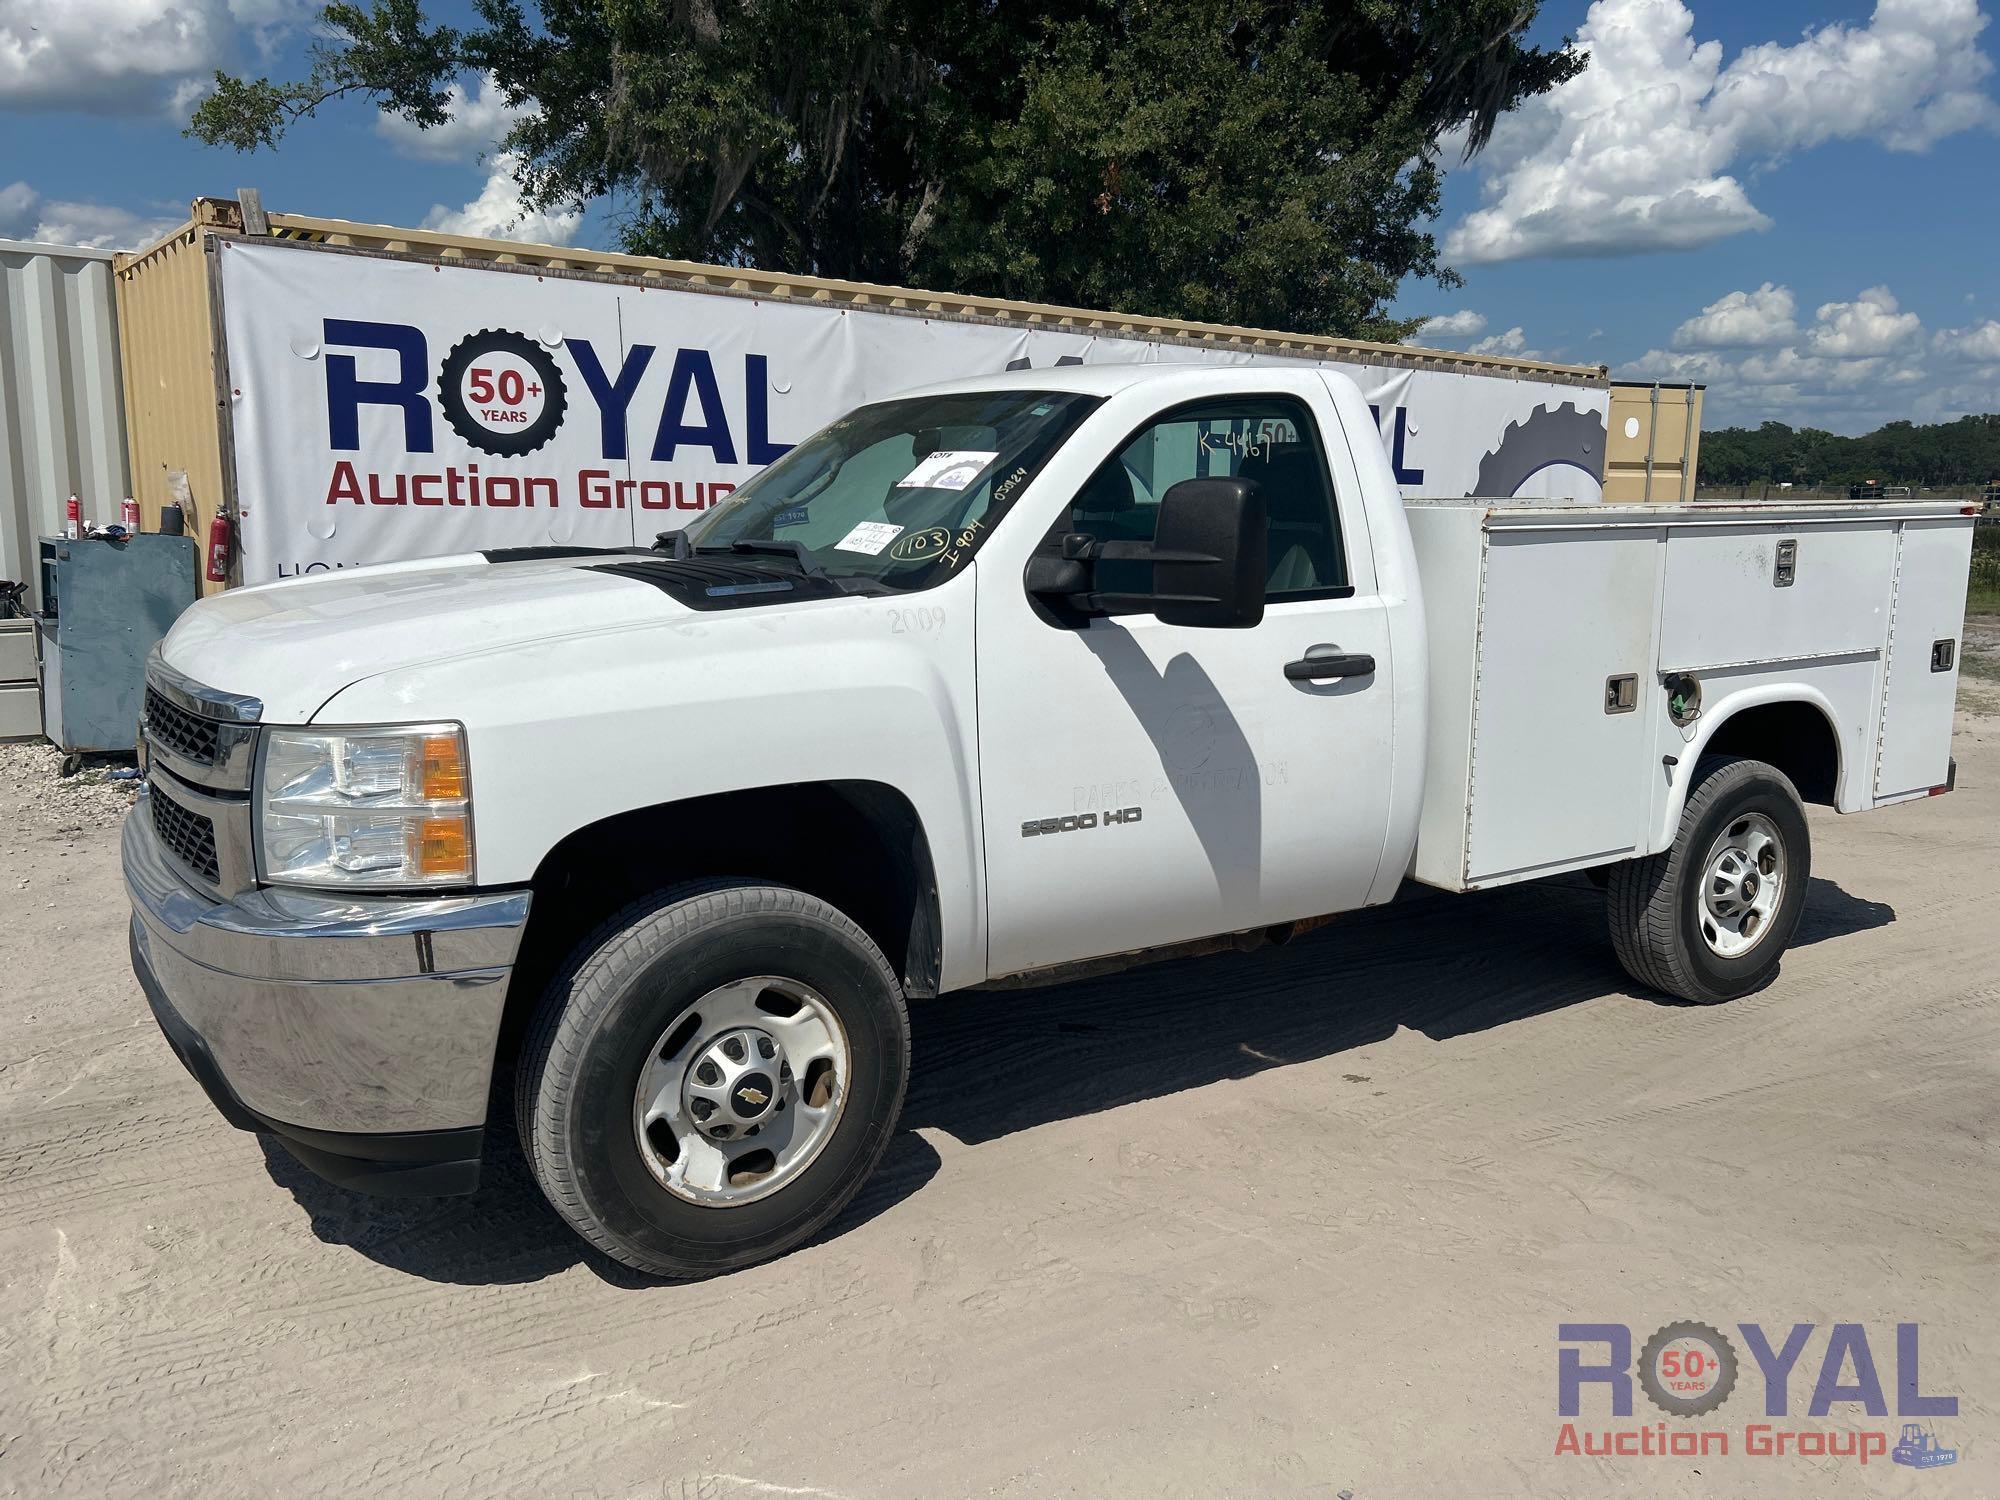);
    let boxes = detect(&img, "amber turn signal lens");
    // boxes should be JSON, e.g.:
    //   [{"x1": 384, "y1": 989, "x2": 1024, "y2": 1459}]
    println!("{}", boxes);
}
[
  {"x1": 414, "y1": 814, "x2": 472, "y2": 879},
  {"x1": 420, "y1": 733, "x2": 468, "y2": 801}
]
